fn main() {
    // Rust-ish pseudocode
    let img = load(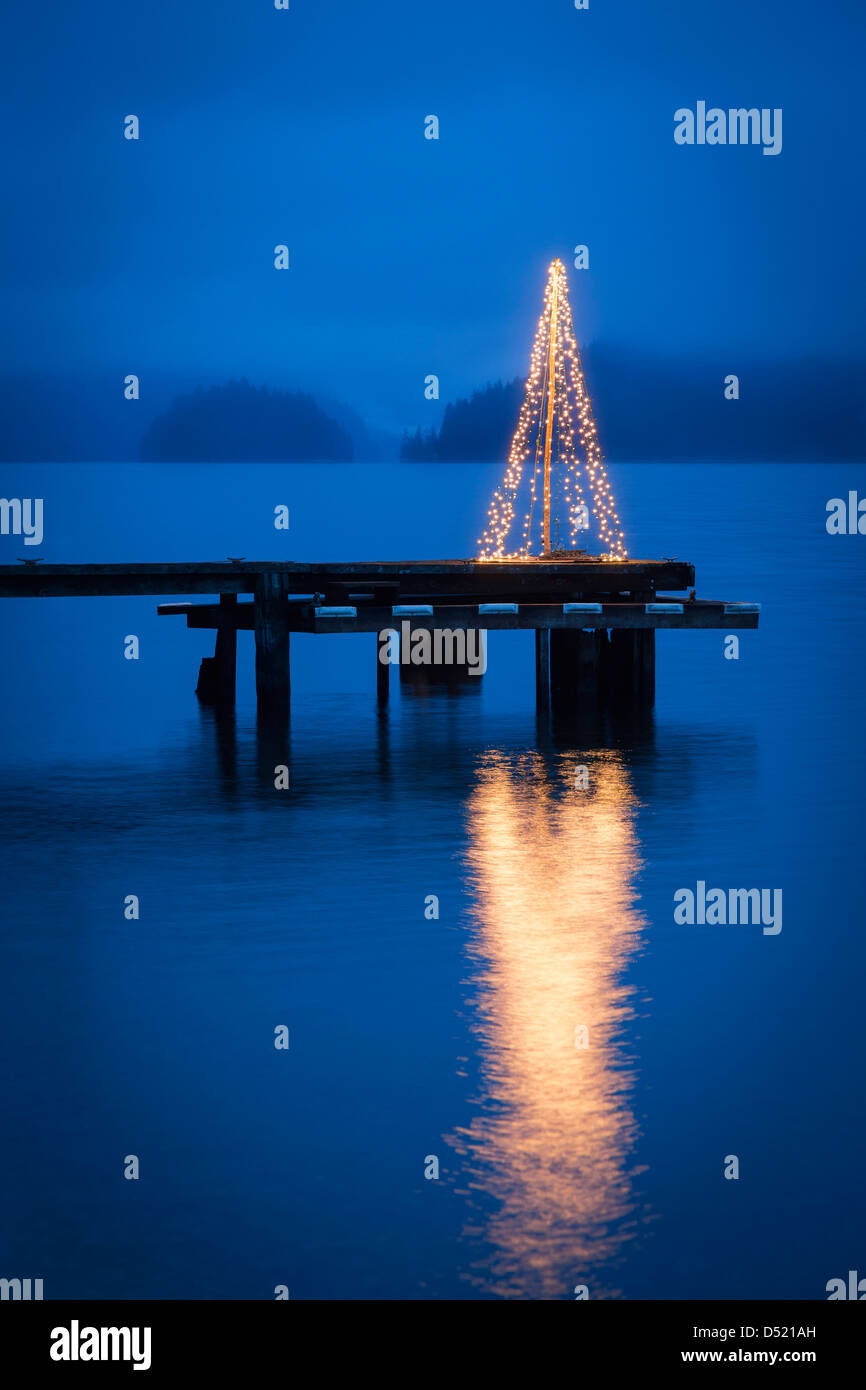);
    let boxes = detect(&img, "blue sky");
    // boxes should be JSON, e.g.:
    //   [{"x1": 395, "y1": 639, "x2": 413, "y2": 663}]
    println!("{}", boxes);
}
[{"x1": 1, "y1": 0, "x2": 863, "y2": 429}]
